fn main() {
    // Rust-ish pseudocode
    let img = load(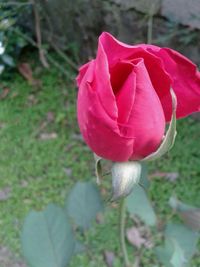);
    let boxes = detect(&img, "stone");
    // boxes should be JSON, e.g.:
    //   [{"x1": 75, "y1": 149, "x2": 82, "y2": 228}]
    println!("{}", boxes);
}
[
  {"x1": 162, "y1": 0, "x2": 200, "y2": 29},
  {"x1": 111, "y1": 0, "x2": 161, "y2": 14}
]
